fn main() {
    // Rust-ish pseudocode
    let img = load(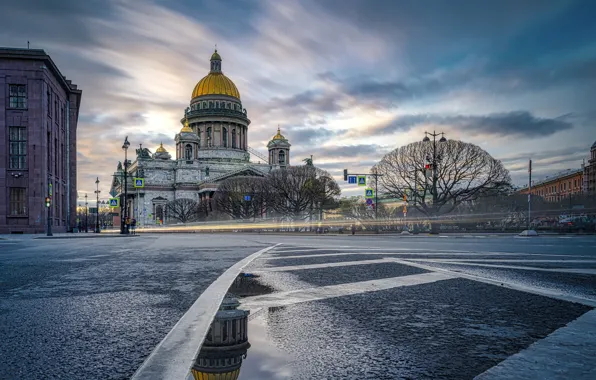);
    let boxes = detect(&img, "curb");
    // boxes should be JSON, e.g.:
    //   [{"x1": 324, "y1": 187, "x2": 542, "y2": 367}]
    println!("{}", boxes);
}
[
  {"x1": 131, "y1": 243, "x2": 281, "y2": 380},
  {"x1": 34, "y1": 234, "x2": 140, "y2": 239}
]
